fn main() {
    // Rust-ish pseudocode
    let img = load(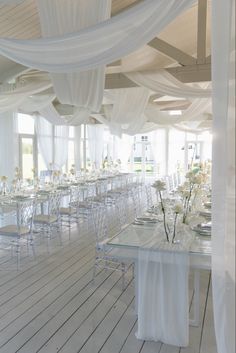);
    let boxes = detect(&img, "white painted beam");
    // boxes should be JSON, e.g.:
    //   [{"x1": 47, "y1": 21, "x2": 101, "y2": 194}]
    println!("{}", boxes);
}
[
  {"x1": 197, "y1": 0, "x2": 207, "y2": 64},
  {"x1": 148, "y1": 37, "x2": 196, "y2": 66},
  {"x1": 166, "y1": 63, "x2": 211, "y2": 83},
  {"x1": 105, "y1": 73, "x2": 137, "y2": 89}
]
